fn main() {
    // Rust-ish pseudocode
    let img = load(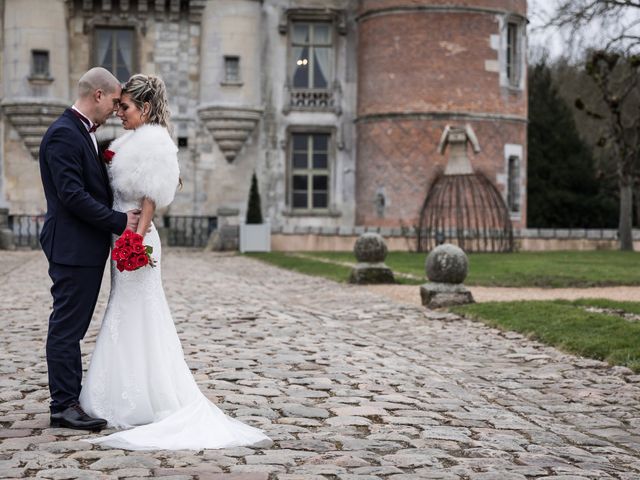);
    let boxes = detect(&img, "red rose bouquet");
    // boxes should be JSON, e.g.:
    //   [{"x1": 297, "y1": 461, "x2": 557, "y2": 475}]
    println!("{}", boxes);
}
[
  {"x1": 112, "y1": 229, "x2": 156, "y2": 272},
  {"x1": 103, "y1": 149, "x2": 115, "y2": 164}
]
